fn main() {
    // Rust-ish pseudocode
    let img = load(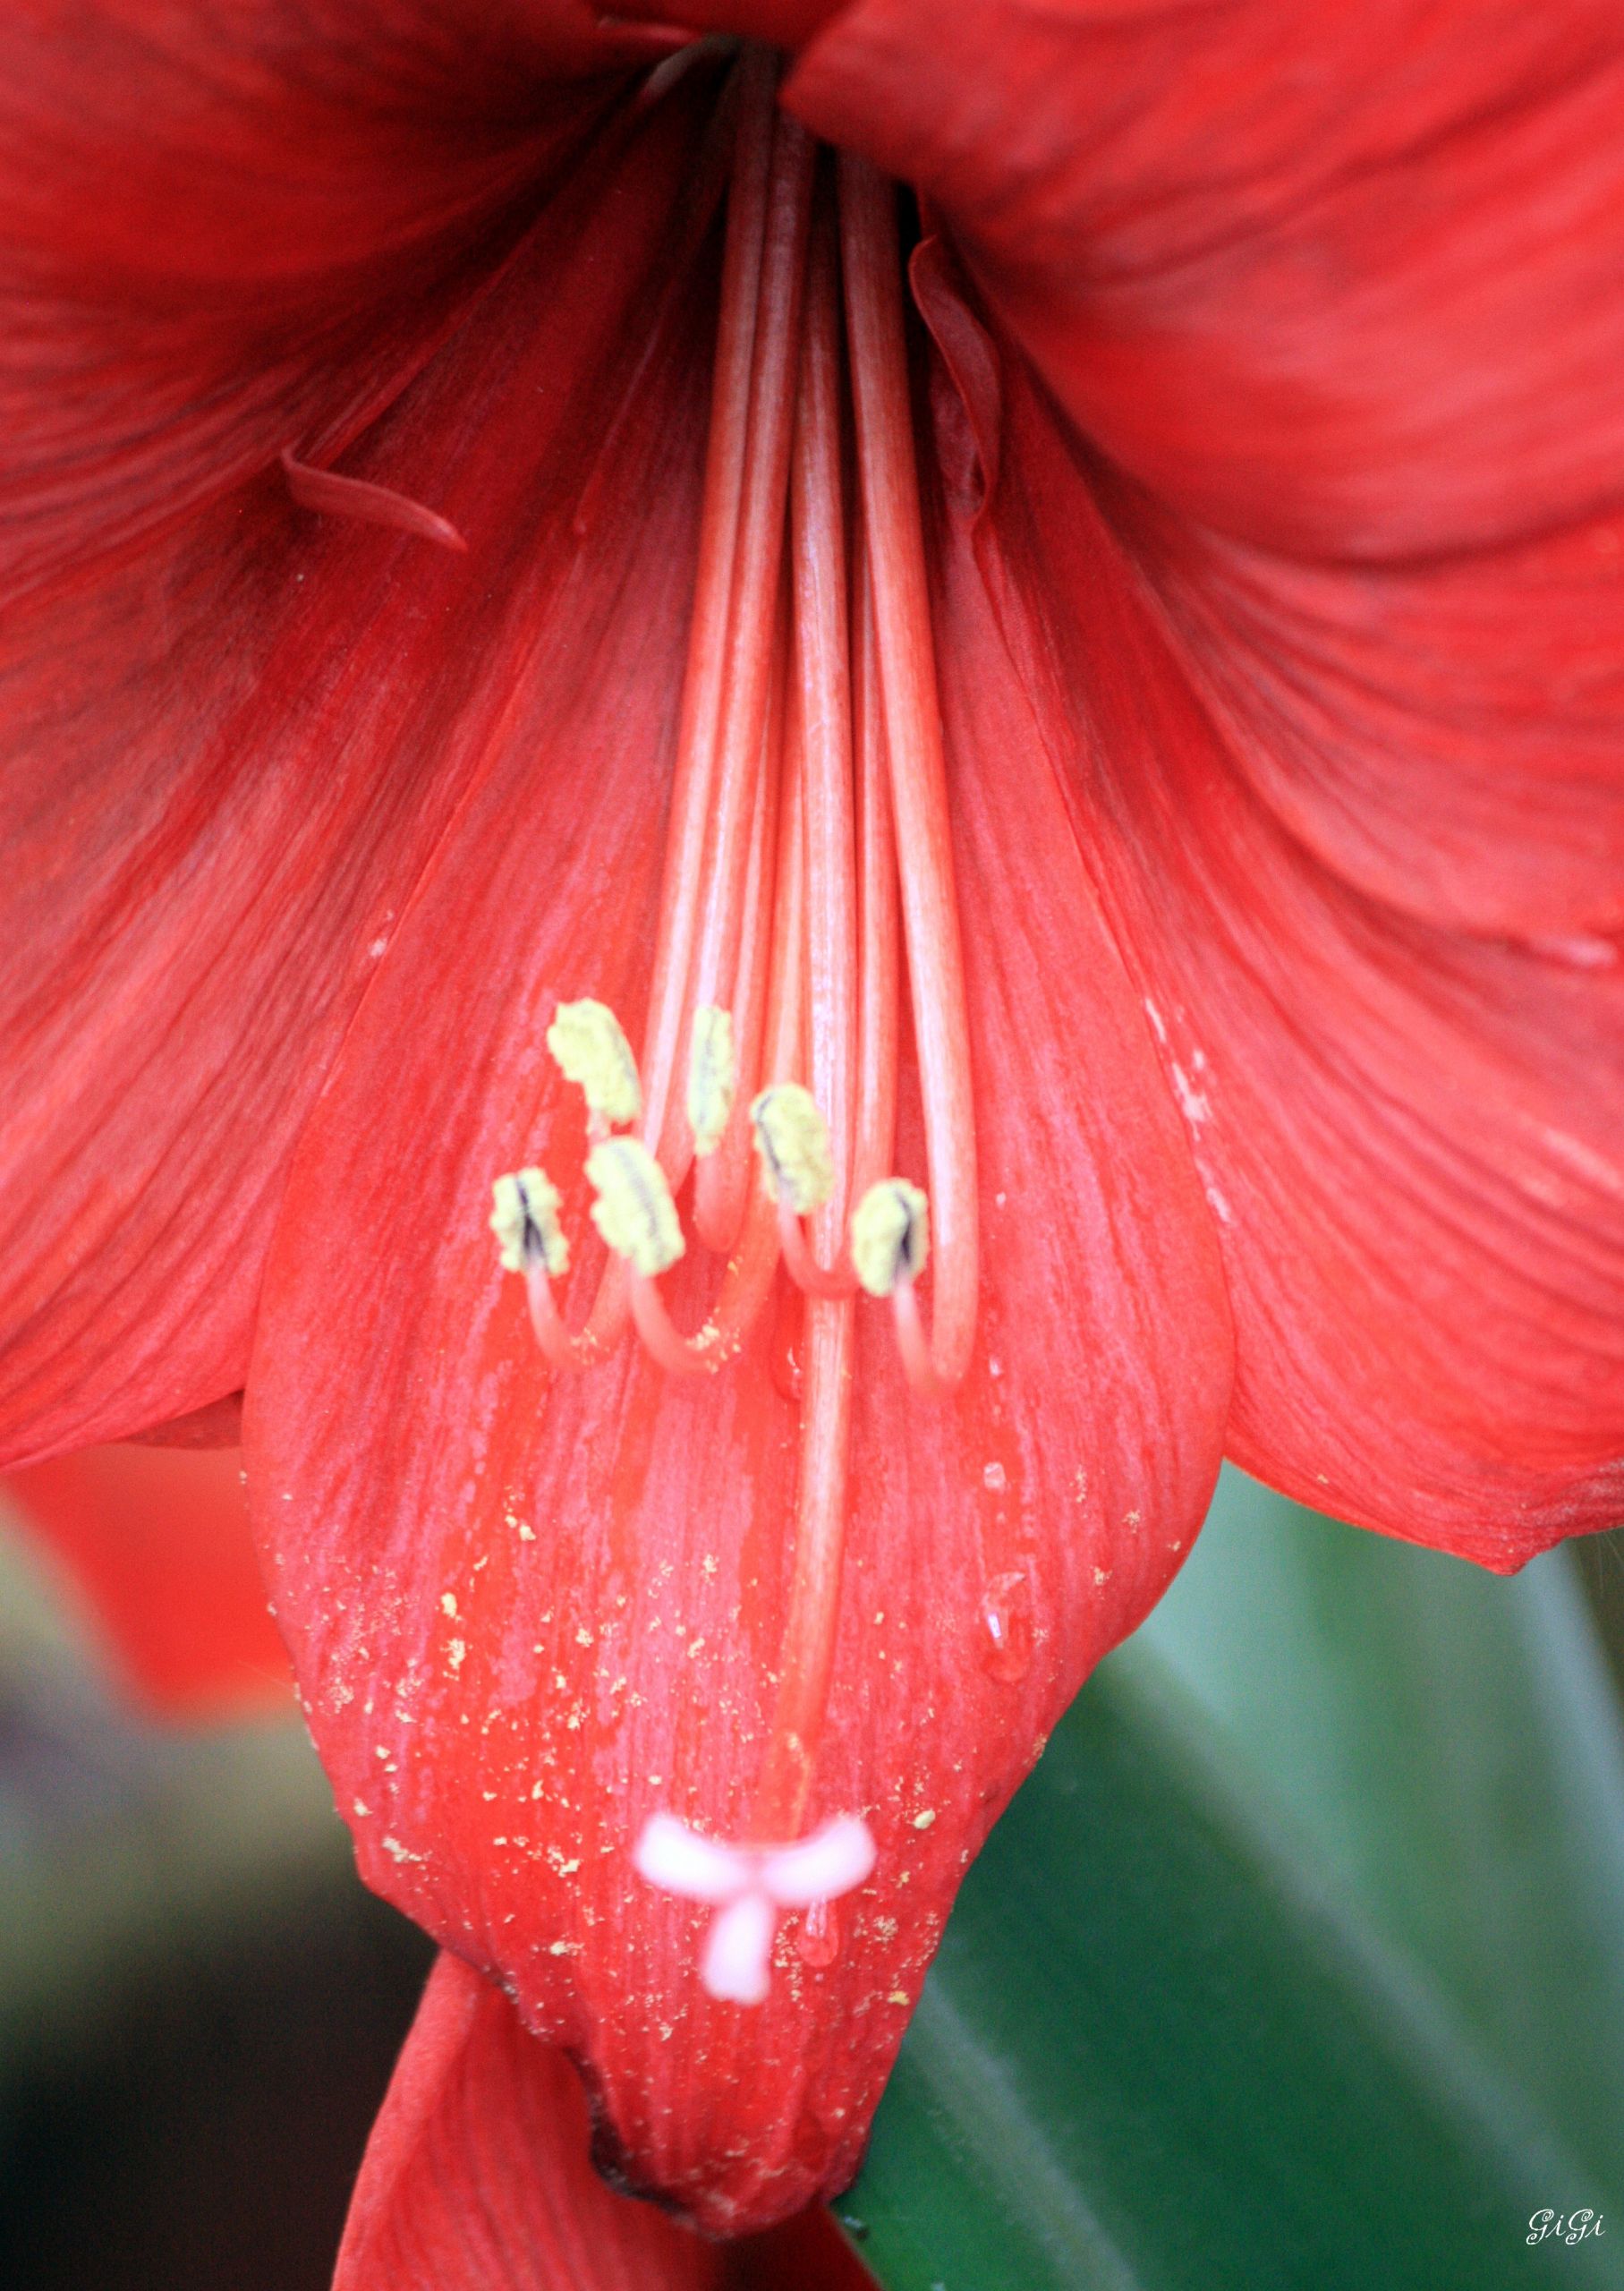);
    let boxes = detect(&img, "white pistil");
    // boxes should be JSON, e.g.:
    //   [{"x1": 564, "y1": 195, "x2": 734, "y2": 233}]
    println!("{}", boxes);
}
[
  {"x1": 546, "y1": 999, "x2": 642, "y2": 1129},
  {"x1": 686, "y1": 1005, "x2": 737, "y2": 1157},
  {"x1": 850, "y1": 1178, "x2": 929, "y2": 1296},
  {"x1": 750, "y1": 1084, "x2": 835, "y2": 1215},
  {"x1": 633, "y1": 1810, "x2": 876, "y2": 2005},
  {"x1": 586, "y1": 1137, "x2": 685, "y2": 1276},
  {"x1": 489, "y1": 1169, "x2": 570, "y2": 1278}
]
